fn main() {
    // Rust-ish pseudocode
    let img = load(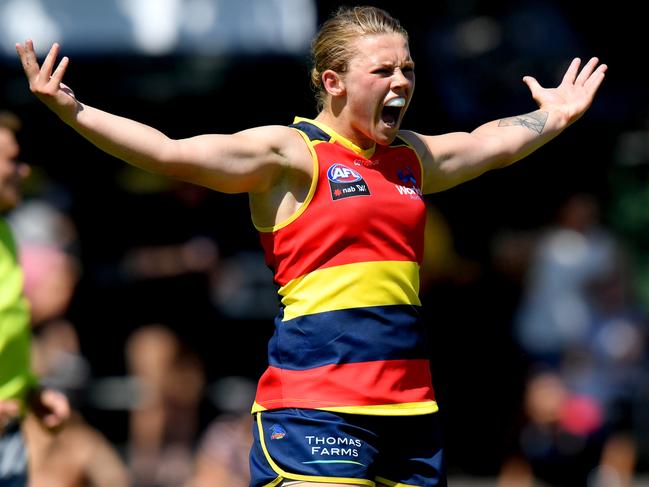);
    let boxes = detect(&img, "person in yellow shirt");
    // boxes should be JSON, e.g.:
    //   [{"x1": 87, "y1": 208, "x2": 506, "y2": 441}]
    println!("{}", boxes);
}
[{"x1": 0, "y1": 110, "x2": 70, "y2": 486}]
